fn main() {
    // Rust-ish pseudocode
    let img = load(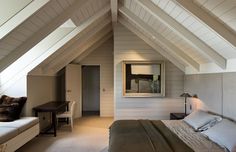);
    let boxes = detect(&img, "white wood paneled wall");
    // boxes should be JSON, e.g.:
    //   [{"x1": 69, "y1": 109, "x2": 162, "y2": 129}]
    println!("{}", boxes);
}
[
  {"x1": 185, "y1": 72, "x2": 236, "y2": 121},
  {"x1": 114, "y1": 23, "x2": 185, "y2": 120},
  {"x1": 73, "y1": 38, "x2": 114, "y2": 117}
]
